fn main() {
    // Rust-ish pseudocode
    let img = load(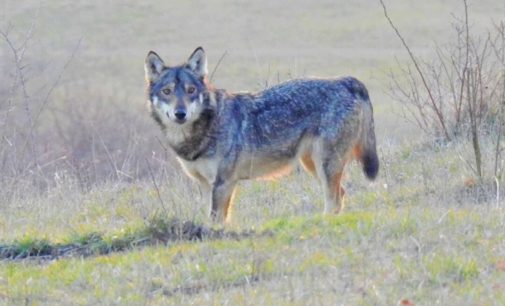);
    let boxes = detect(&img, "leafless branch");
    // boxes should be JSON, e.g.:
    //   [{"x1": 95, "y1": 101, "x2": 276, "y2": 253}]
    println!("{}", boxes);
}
[
  {"x1": 32, "y1": 38, "x2": 82, "y2": 127},
  {"x1": 379, "y1": 0, "x2": 450, "y2": 140},
  {"x1": 209, "y1": 50, "x2": 228, "y2": 82},
  {"x1": 145, "y1": 158, "x2": 168, "y2": 215}
]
